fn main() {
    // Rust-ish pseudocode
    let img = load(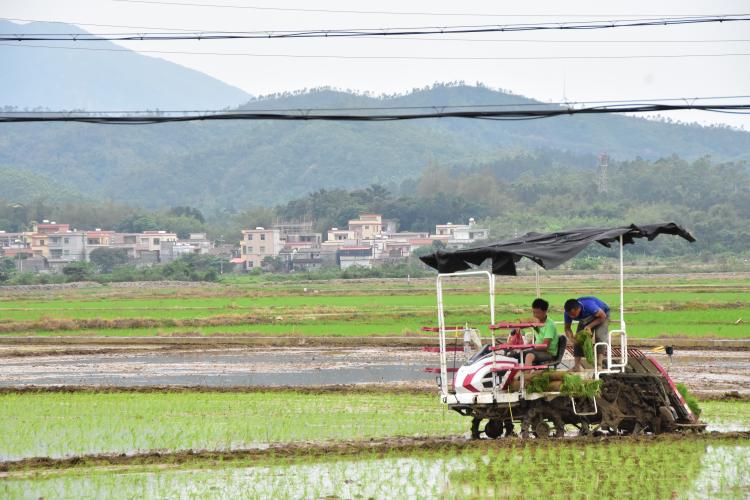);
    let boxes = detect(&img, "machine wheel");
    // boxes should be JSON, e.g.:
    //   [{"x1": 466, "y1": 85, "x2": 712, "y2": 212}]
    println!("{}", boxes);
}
[
  {"x1": 574, "y1": 421, "x2": 590, "y2": 437},
  {"x1": 484, "y1": 419, "x2": 503, "y2": 439},
  {"x1": 552, "y1": 419, "x2": 566, "y2": 438},
  {"x1": 544, "y1": 411, "x2": 566, "y2": 438},
  {"x1": 470, "y1": 417, "x2": 481, "y2": 440},
  {"x1": 504, "y1": 420, "x2": 516, "y2": 437},
  {"x1": 534, "y1": 420, "x2": 552, "y2": 439}
]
